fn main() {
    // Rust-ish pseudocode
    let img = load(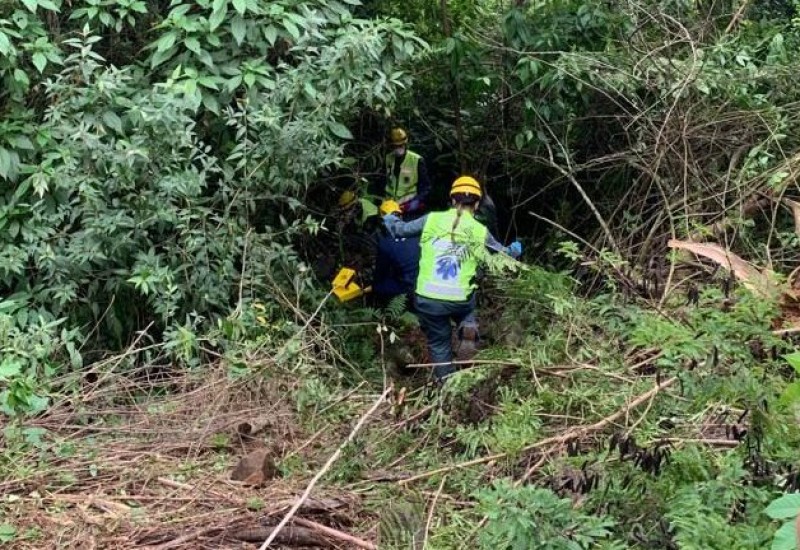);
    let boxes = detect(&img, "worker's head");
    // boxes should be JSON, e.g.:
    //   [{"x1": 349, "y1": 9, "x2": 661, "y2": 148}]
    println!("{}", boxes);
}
[
  {"x1": 338, "y1": 189, "x2": 358, "y2": 210},
  {"x1": 379, "y1": 199, "x2": 402, "y2": 217},
  {"x1": 450, "y1": 176, "x2": 482, "y2": 211},
  {"x1": 388, "y1": 127, "x2": 408, "y2": 156}
]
